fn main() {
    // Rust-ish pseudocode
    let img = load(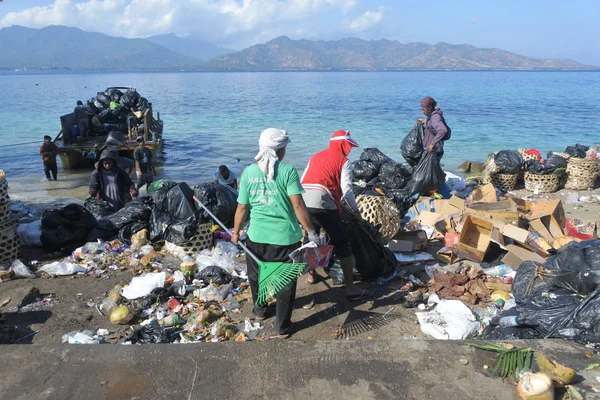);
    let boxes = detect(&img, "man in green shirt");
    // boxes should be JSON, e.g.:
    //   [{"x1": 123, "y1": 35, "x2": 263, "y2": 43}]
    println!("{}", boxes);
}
[{"x1": 232, "y1": 128, "x2": 318, "y2": 339}]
